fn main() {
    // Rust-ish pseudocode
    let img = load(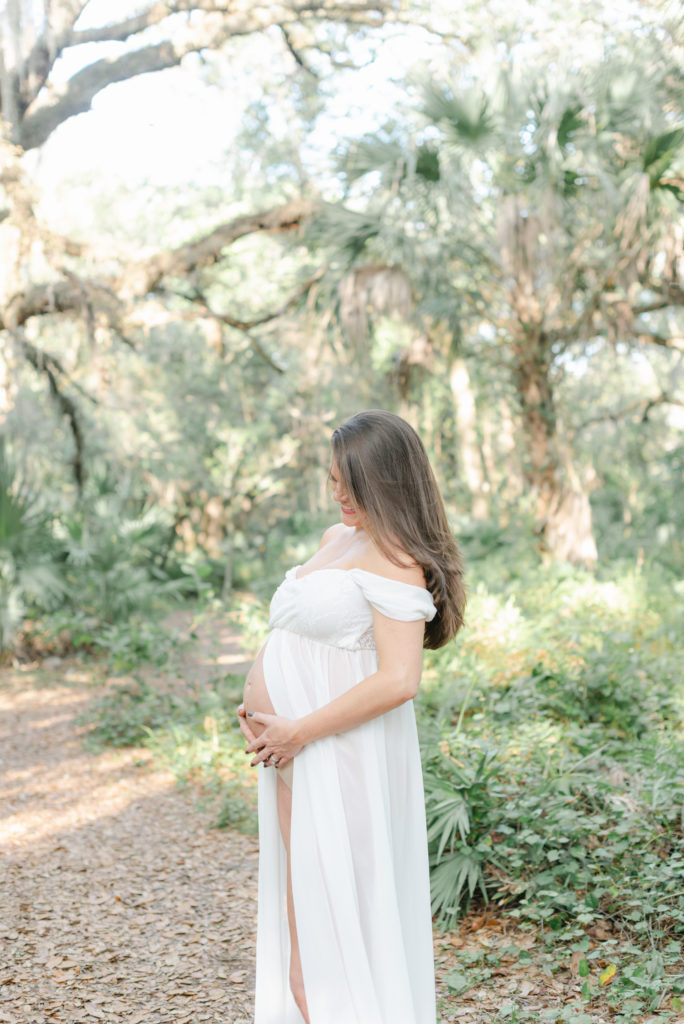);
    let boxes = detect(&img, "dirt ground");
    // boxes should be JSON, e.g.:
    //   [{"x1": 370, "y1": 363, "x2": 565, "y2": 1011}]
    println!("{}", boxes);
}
[{"x1": 0, "y1": 618, "x2": 612, "y2": 1024}]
